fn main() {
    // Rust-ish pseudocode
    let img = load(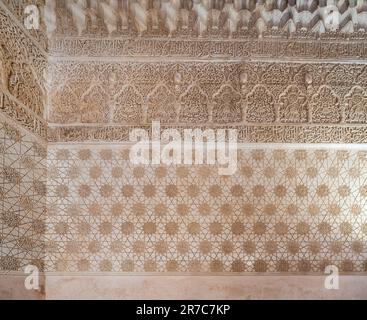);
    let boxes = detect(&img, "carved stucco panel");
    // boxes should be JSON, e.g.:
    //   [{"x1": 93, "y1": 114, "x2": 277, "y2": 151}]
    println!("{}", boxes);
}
[
  {"x1": 49, "y1": 85, "x2": 79, "y2": 123},
  {"x1": 147, "y1": 84, "x2": 177, "y2": 124},
  {"x1": 44, "y1": 60, "x2": 367, "y2": 143},
  {"x1": 212, "y1": 85, "x2": 242, "y2": 124},
  {"x1": 179, "y1": 85, "x2": 209, "y2": 124},
  {"x1": 81, "y1": 85, "x2": 110, "y2": 123},
  {"x1": 311, "y1": 86, "x2": 341, "y2": 124},
  {"x1": 279, "y1": 85, "x2": 308, "y2": 123},
  {"x1": 246, "y1": 85, "x2": 276, "y2": 123},
  {"x1": 345, "y1": 86, "x2": 367, "y2": 124},
  {"x1": 113, "y1": 85, "x2": 143, "y2": 124}
]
